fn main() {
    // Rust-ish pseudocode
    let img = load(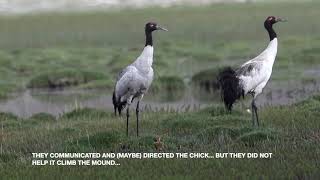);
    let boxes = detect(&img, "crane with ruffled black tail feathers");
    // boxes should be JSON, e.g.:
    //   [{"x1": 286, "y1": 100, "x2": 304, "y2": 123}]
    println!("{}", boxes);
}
[{"x1": 218, "y1": 16, "x2": 287, "y2": 126}]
